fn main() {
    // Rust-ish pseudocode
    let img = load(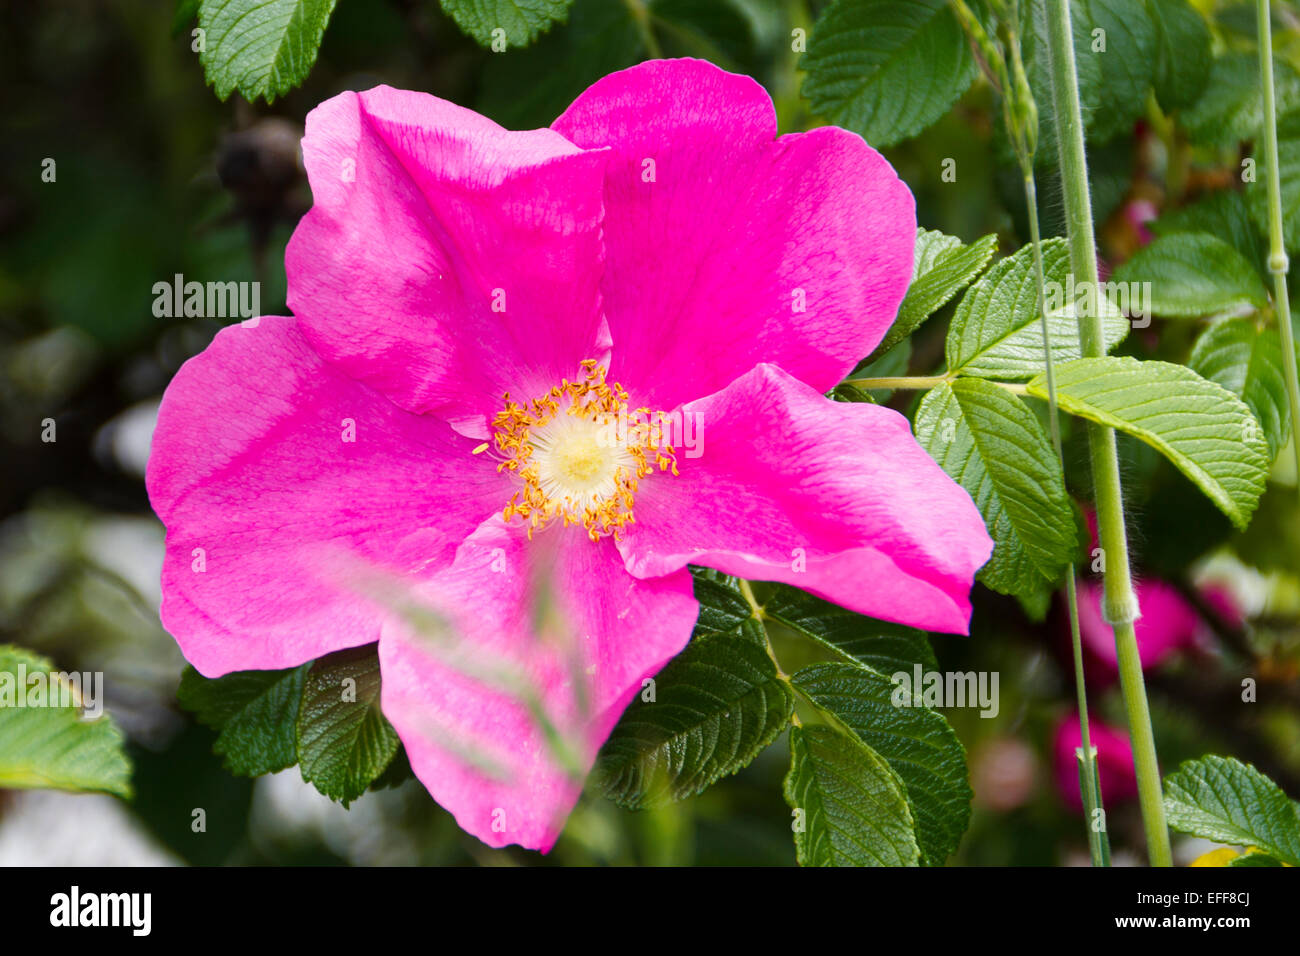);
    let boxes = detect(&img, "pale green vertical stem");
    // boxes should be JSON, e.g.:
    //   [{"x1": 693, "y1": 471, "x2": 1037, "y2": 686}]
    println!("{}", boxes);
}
[
  {"x1": 1258, "y1": 0, "x2": 1300, "y2": 485},
  {"x1": 1044, "y1": 0, "x2": 1172, "y2": 867}
]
